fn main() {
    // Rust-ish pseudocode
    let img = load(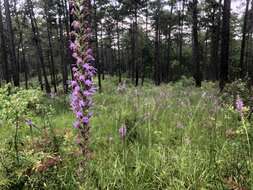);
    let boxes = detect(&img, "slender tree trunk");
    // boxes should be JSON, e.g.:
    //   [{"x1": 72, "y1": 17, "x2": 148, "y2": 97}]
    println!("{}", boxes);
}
[
  {"x1": 69, "y1": 0, "x2": 76, "y2": 80},
  {"x1": 220, "y1": 0, "x2": 231, "y2": 91},
  {"x1": 62, "y1": 0, "x2": 73, "y2": 81},
  {"x1": 166, "y1": 30, "x2": 172, "y2": 82},
  {"x1": 13, "y1": 0, "x2": 21, "y2": 75},
  {"x1": 245, "y1": 32, "x2": 251, "y2": 72},
  {"x1": 106, "y1": 29, "x2": 113, "y2": 76},
  {"x1": 204, "y1": 29, "x2": 209, "y2": 80},
  {"x1": 192, "y1": 0, "x2": 201, "y2": 87},
  {"x1": 0, "y1": 0, "x2": 10, "y2": 83},
  {"x1": 58, "y1": 2, "x2": 68, "y2": 93},
  {"x1": 179, "y1": 0, "x2": 185, "y2": 67},
  {"x1": 14, "y1": 0, "x2": 29, "y2": 88},
  {"x1": 27, "y1": 0, "x2": 51, "y2": 93},
  {"x1": 134, "y1": 6, "x2": 139, "y2": 86},
  {"x1": 23, "y1": 54, "x2": 28, "y2": 89},
  {"x1": 63, "y1": 0, "x2": 70, "y2": 35},
  {"x1": 20, "y1": 14, "x2": 29, "y2": 89},
  {"x1": 4, "y1": 0, "x2": 19, "y2": 86},
  {"x1": 94, "y1": 0, "x2": 102, "y2": 91},
  {"x1": 100, "y1": 25, "x2": 105, "y2": 80},
  {"x1": 210, "y1": 0, "x2": 222, "y2": 81},
  {"x1": 249, "y1": 33, "x2": 253, "y2": 84},
  {"x1": 154, "y1": 0, "x2": 161, "y2": 85},
  {"x1": 167, "y1": 4, "x2": 174, "y2": 82},
  {"x1": 141, "y1": 7, "x2": 149, "y2": 86},
  {"x1": 239, "y1": 0, "x2": 250, "y2": 78},
  {"x1": 45, "y1": 2, "x2": 57, "y2": 93},
  {"x1": 117, "y1": 21, "x2": 122, "y2": 84},
  {"x1": 130, "y1": 23, "x2": 135, "y2": 83}
]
